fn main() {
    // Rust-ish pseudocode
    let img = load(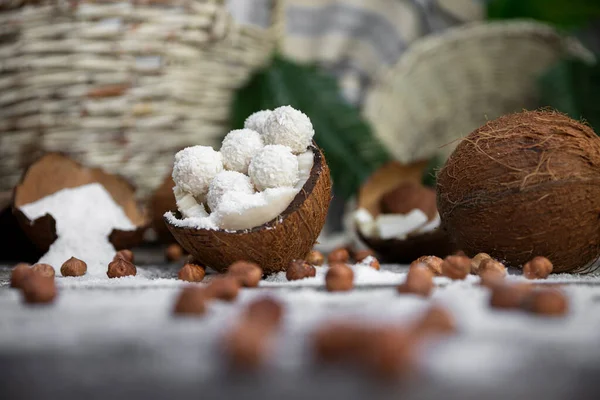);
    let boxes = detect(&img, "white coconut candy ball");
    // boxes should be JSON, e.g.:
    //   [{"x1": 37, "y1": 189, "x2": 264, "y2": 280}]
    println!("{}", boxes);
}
[
  {"x1": 244, "y1": 110, "x2": 273, "y2": 134},
  {"x1": 172, "y1": 146, "x2": 223, "y2": 198},
  {"x1": 262, "y1": 105, "x2": 314, "y2": 154},
  {"x1": 248, "y1": 145, "x2": 299, "y2": 191},
  {"x1": 220, "y1": 129, "x2": 264, "y2": 174},
  {"x1": 207, "y1": 170, "x2": 255, "y2": 212}
]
